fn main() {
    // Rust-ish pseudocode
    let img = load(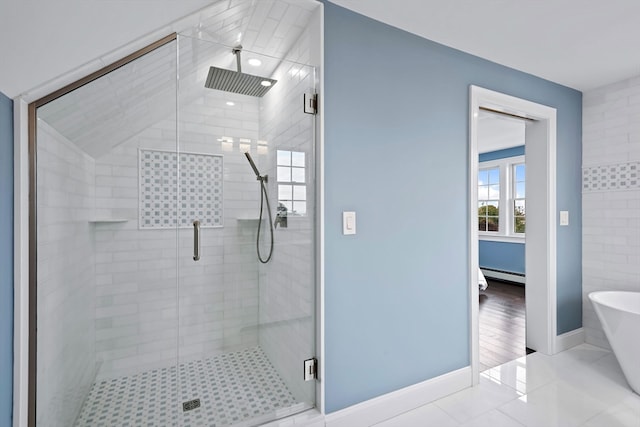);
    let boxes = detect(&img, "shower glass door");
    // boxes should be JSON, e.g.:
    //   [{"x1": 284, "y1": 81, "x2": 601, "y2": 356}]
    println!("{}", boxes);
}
[
  {"x1": 175, "y1": 34, "x2": 317, "y2": 425},
  {"x1": 34, "y1": 31, "x2": 316, "y2": 426},
  {"x1": 34, "y1": 38, "x2": 182, "y2": 426}
]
